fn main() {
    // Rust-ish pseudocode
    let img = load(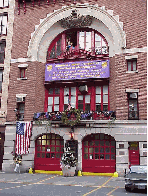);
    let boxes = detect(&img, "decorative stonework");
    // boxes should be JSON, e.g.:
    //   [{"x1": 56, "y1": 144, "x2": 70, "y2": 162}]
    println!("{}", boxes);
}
[
  {"x1": 60, "y1": 9, "x2": 93, "y2": 28},
  {"x1": 27, "y1": 4, "x2": 127, "y2": 62}
]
